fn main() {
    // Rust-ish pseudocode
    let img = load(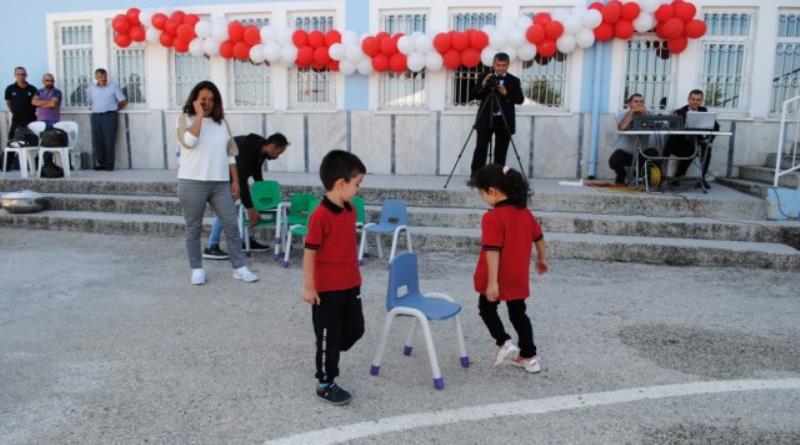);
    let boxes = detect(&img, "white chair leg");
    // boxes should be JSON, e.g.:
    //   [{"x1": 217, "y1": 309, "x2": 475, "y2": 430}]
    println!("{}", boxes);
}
[
  {"x1": 376, "y1": 234, "x2": 384, "y2": 259},
  {"x1": 403, "y1": 318, "x2": 417, "y2": 356},
  {"x1": 61, "y1": 149, "x2": 71, "y2": 178},
  {"x1": 406, "y1": 228, "x2": 413, "y2": 253},
  {"x1": 283, "y1": 230, "x2": 293, "y2": 266},
  {"x1": 390, "y1": 228, "x2": 401, "y2": 262},
  {"x1": 417, "y1": 316, "x2": 444, "y2": 390},
  {"x1": 454, "y1": 315, "x2": 469, "y2": 368},
  {"x1": 37, "y1": 151, "x2": 44, "y2": 178},
  {"x1": 21, "y1": 151, "x2": 30, "y2": 179},
  {"x1": 370, "y1": 312, "x2": 398, "y2": 376},
  {"x1": 273, "y1": 209, "x2": 283, "y2": 259},
  {"x1": 358, "y1": 228, "x2": 369, "y2": 264}
]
